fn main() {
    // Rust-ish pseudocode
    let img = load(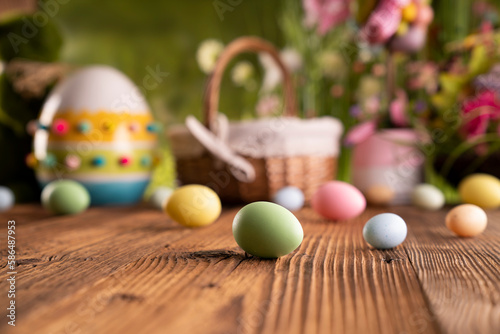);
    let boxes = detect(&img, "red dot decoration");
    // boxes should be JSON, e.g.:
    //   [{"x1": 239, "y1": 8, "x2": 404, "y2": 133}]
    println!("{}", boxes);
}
[
  {"x1": 119, "y1": 156, "x2": 132, "y2": 166},
  {"x1": 129, "y1": 122, "x2": 140, "y2": 133},
  {"x1": 52, "y1": 119, "x2": 69, "y2": 136}
]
